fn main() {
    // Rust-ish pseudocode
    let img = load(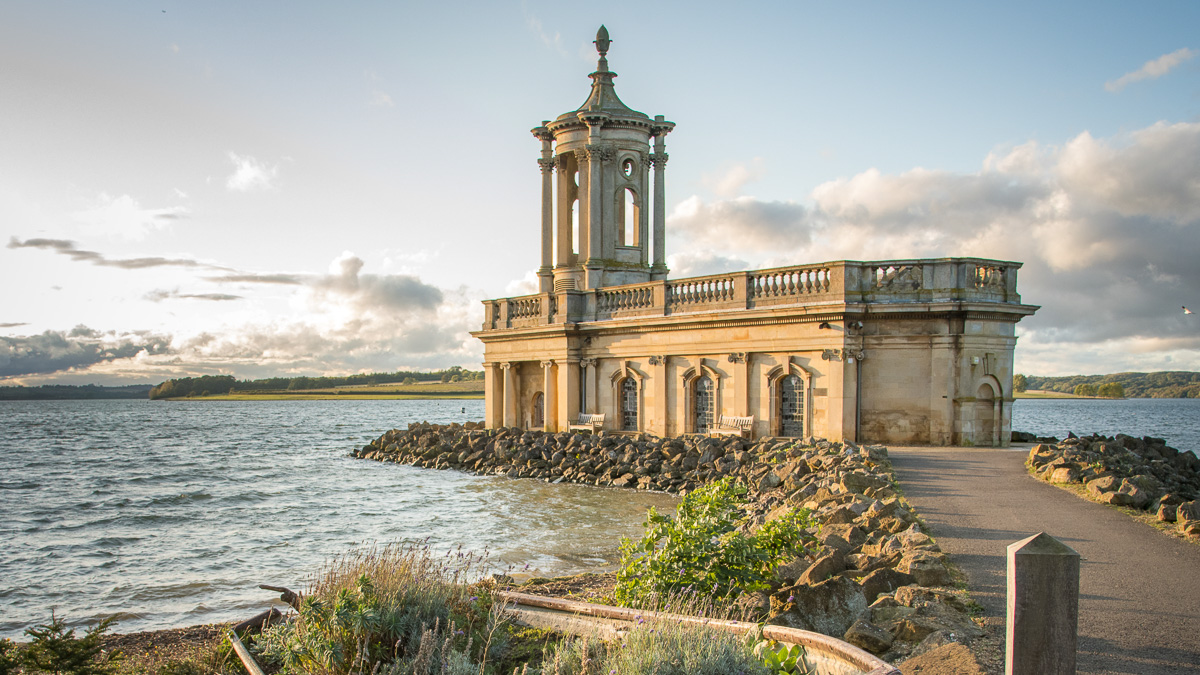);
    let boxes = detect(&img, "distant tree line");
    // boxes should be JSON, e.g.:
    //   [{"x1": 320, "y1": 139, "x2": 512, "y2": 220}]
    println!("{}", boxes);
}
[
  {"x1": 148, "y1": 367, "x2": 484, "y2": 400},
  {"x1": 0, "y1": 384, "x2": 154, "y2": 400},
  {"x1": 1015, "y1": 371, "x2": 1200, "y2": 398}
]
